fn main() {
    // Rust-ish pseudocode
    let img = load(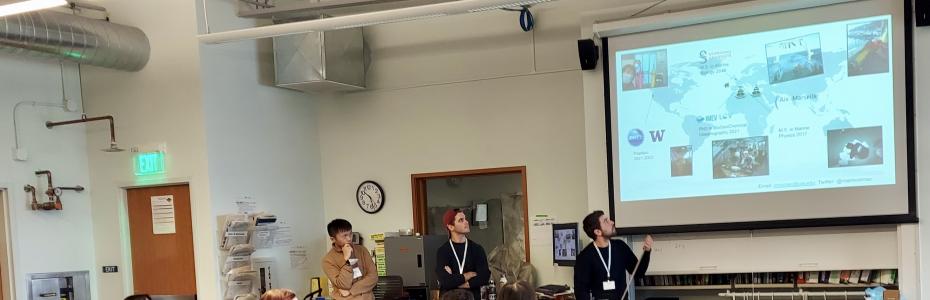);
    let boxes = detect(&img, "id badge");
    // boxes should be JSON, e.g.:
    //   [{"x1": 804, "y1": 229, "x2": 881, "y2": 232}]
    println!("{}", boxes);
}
[
  {"x1": 602, "y1": 280, "x2": 616, "y2": 291},
  {"x1": 353, "y1": 267, "x2": 363, "y2": 279}
]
